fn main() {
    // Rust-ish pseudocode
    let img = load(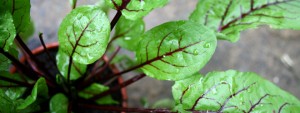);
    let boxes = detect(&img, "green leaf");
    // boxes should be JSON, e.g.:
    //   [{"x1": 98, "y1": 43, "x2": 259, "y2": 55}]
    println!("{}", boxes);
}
[
  {"x1": 190, "y1": 0, "x2": 300, "y2": 42},
  {"x1": 0, "y1": 8, "x2": 16, "y2": 52},
  {"x1": 135, "y1": 21, "x2": 217, "y2": 81},
  {"x1": 0, "y1": 54, "x2": 11, "y2": 71},
  {"x1": 78, "y1": 83, "x2": 118, "y2": 105},
  {"x1": 0, "y1": 74, "x2": 39, "y2": 112},
  {"x1": 0, "y1": 89, "x2": 18, "y2": 113},
  {"x1": 151, "y1": 98, "x2": 175, "y2": 109},
  {"x1": 0, "y1": 8, "x2": 16, "y2": 51},
  {"x1": 18, "y1": 78, "x2": 48, "y2": 109},
  {"x1": 0, "y1": 71, "x2": 27, "y2": 100},
  {"x1": 0, "y1": 47, "x2": 18, "y2": 71},
  {"x1": 2, "y1": 0, "x2": 31, "y2": 34},
  {"x1": 50, "y1": 93, "x2": 68, "y2": 113},
  {"x1": 114, "y1": 16, "x2": 145, "y2": 51},
  {"x1": 56, "y1": 49, "x2": 87, "y2": 80},
  {"x1": 172, "y1": 70, "x2": 300, "y2": 112},
  {"x1": 18, "y1": 19, "x2": 34, "y2": 41},
  {"x1": 95, "y1": 0, "x2": 110, "y2": 15},
  {"x1": 58, "y1": 6, "x2": 110, "y2": 64},
  {"x1": 105, "y1": 0, "x2": 169, "y2": 20}
]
